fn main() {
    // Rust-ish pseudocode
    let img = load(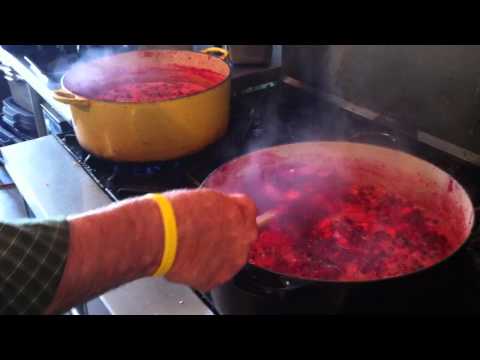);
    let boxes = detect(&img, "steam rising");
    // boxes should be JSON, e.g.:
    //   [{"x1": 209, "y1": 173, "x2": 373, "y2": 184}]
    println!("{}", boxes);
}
[
  {"x1": 225, "y1": 45, "x2": 415, "y2": 216},
  {"x1": 56, "y1": 46, "x2": 130, "y2": 95},
  {"x1": 55, "y1": 46, "x2": 122, "y2": 76}
]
